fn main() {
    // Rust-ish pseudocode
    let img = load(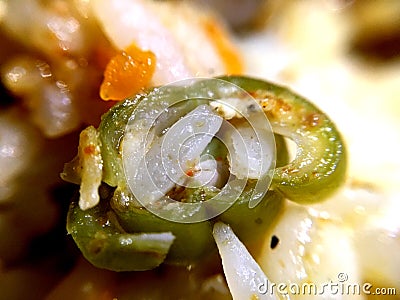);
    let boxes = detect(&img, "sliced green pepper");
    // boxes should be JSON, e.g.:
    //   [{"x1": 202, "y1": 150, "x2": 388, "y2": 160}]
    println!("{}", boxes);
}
[
  {"x1": 67, "y1": 189, "x2": 175, "y2": 271},
  {"x1": 219, "y1": 76, "x2": 347, "y2": 203},
  {"x1": 64, "y1": 76, "x2": 346, "y2": 271}
]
